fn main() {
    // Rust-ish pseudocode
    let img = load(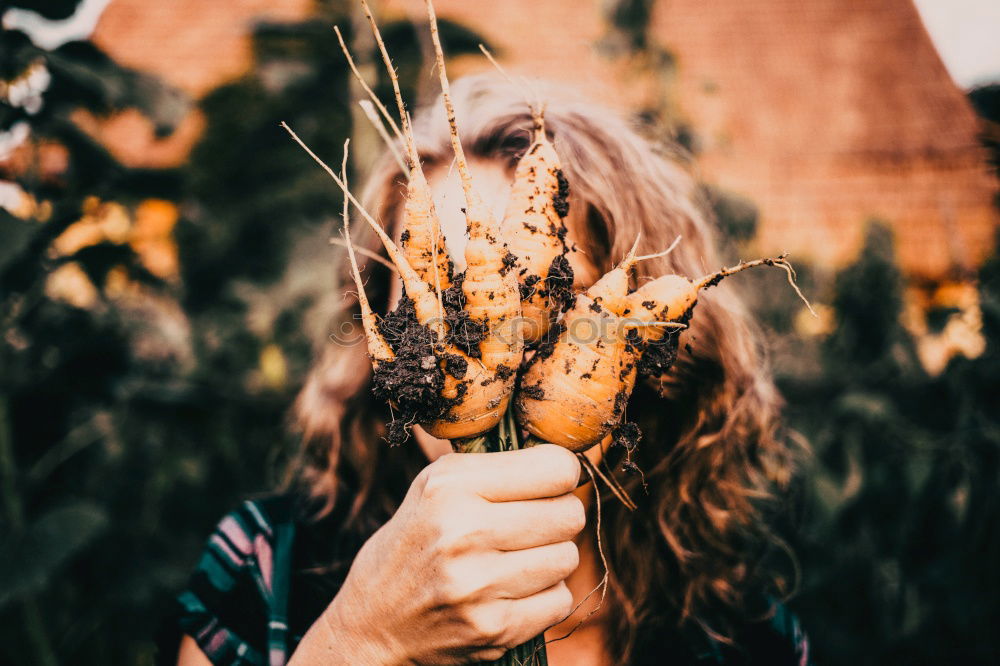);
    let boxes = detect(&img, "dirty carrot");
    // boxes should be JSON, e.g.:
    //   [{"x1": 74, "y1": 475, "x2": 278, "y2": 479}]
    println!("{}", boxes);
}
[
  {"x1": 478, "y1": 44, "x2": 575, "y2": 344},
  {"x1": 424, "y1": 0, "x2": 524, "y2": 380},
  {"x1": 283, "y1": 122, "x2": 514, "y2": 443},
  {"x1": 358, "y1": 0, "x2": 453, "y2": 291},
  {"x1": 516, "y1": 249, "x2": 809, "y2": 453},
  {"x1": 513, "y1": 237, "x2": 679, "y2": 451}
]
